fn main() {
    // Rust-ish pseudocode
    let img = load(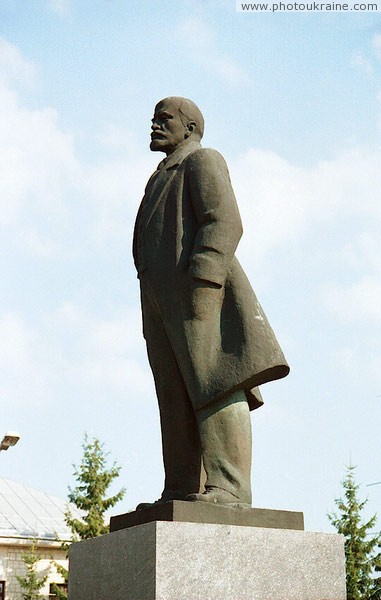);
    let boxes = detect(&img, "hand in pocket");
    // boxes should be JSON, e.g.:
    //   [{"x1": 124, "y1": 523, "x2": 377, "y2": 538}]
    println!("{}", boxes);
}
[{"x1": 190, "y1": 278, "x2": 223, "y2": 321}]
